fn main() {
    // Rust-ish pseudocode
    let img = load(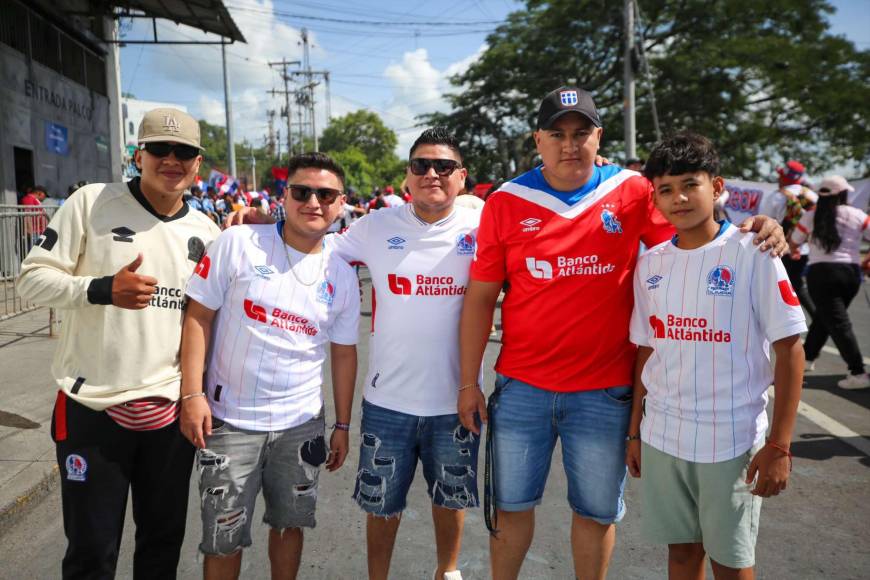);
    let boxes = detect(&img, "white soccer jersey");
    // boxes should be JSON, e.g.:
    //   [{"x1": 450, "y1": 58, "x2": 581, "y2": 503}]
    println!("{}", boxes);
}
[
  {"x1": 185, "y1": 223, "x2": 360, "y2": 432},
  {"x1": 629, "y1": 224, "x2": 807, "y2": 463},
  {"x1": 327, "y1": 204, "x2": 481, "y2": 416}
]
